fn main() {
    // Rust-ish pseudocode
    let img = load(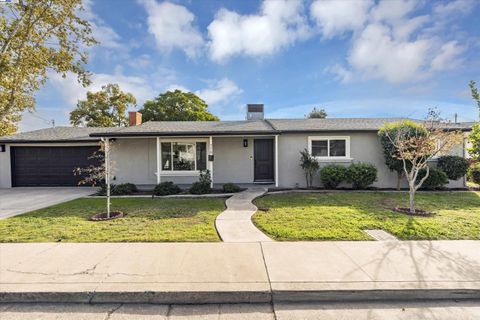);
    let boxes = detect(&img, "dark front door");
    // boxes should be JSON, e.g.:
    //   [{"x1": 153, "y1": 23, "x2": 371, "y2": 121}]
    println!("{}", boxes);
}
[
  {"x1": 254, "y1": 139, "x2": 274, "y2": 182},
  {"x1": 11, "y1": 146, "x2": 100, "y2": 187}
]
